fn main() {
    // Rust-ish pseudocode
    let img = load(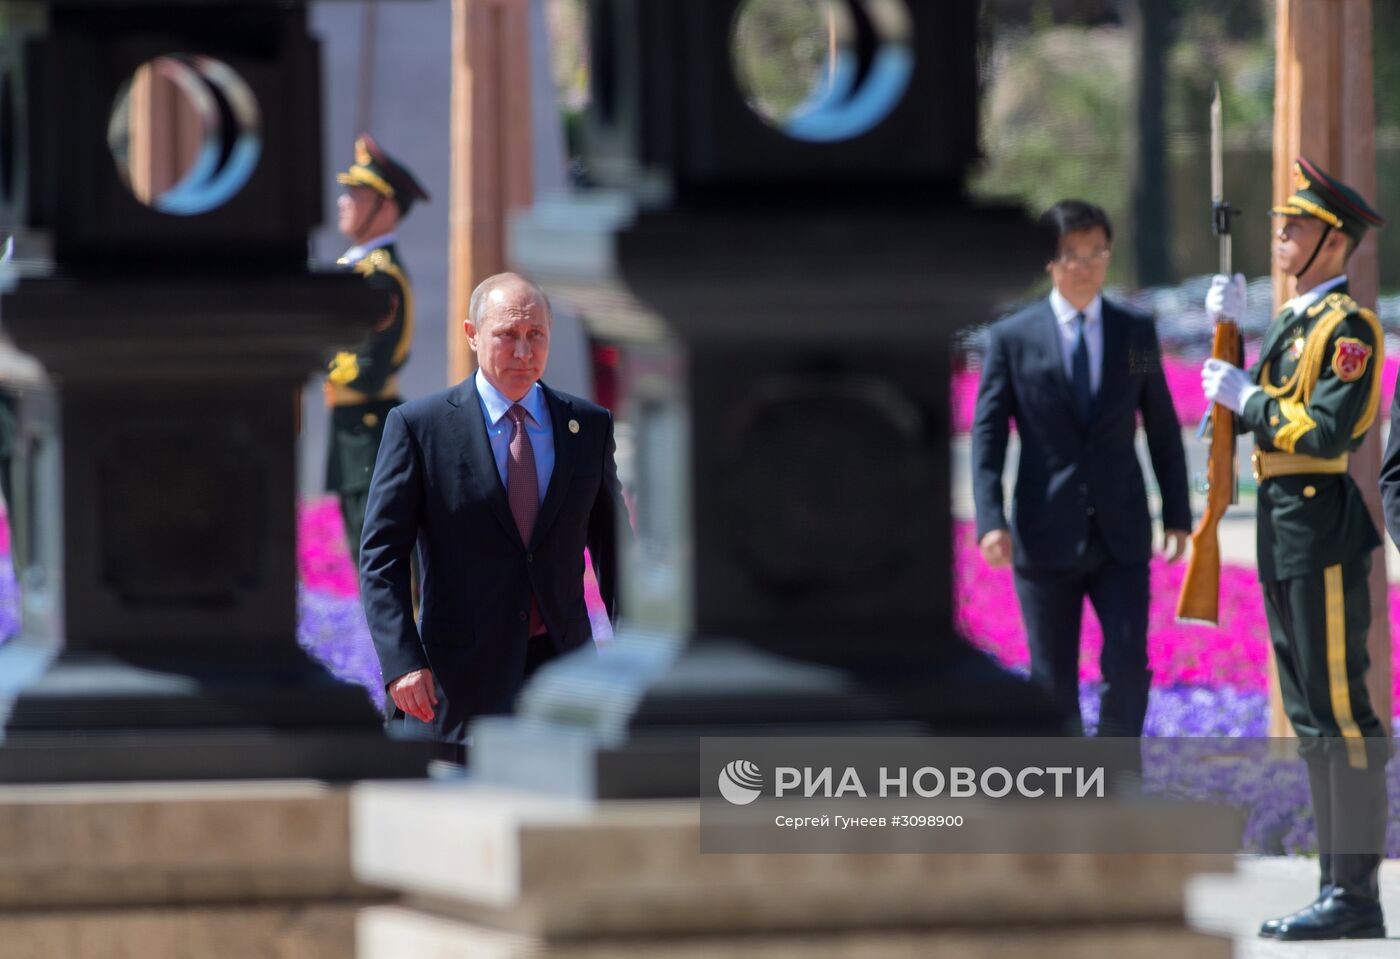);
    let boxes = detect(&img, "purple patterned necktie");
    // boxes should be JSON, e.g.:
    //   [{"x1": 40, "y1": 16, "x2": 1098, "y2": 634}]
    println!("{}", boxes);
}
[{"x1": 506, "y1": 404, "x2": 543, "y2": 634}]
